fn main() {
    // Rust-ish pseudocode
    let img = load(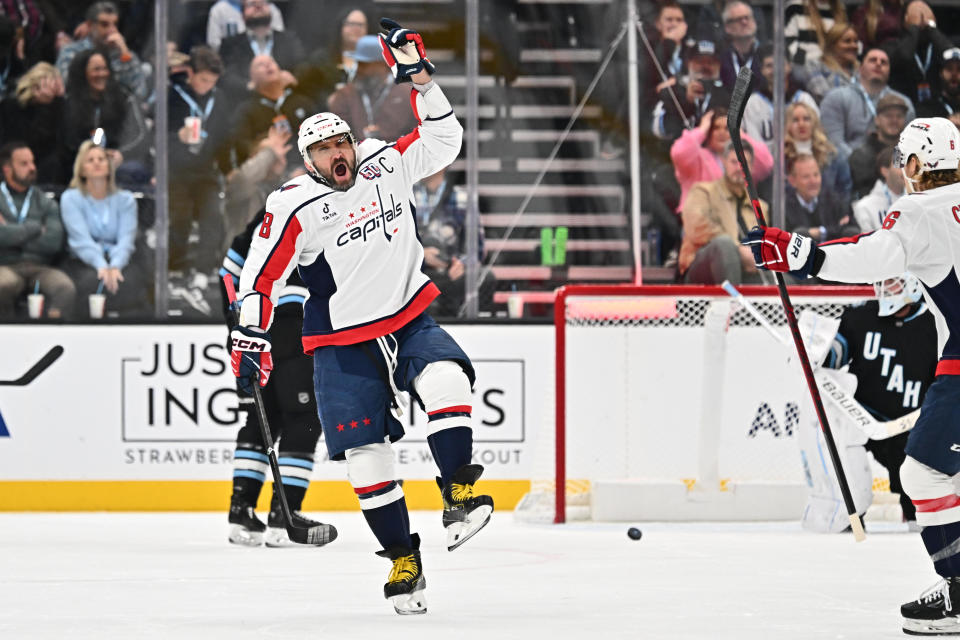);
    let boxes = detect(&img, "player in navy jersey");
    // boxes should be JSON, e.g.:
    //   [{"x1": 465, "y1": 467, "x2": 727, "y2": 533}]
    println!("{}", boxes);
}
[
  {"x1": 220, "y1": 209, "x2": 334, "y2": 548},
  {"x1": 746, "y1": 116, "x2": 960, "y2": 635},
  {"x1": 227, "y1": 19, "x2": 493, "y2": 615},
  {"x1": 824, "y1": 273, "x2": 938, "y2": 527}
]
